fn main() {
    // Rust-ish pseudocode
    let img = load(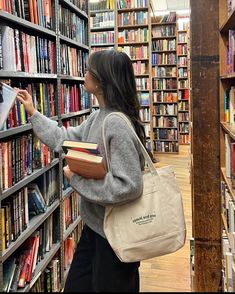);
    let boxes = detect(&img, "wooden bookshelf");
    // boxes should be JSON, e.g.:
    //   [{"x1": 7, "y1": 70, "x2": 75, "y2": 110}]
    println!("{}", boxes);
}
[
  {"x1": 177, "y1": 16, "x2": 191, "y2": 146},
  {"x1": 151, "y1": 12, "x2": 179, "y2": 153}
]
